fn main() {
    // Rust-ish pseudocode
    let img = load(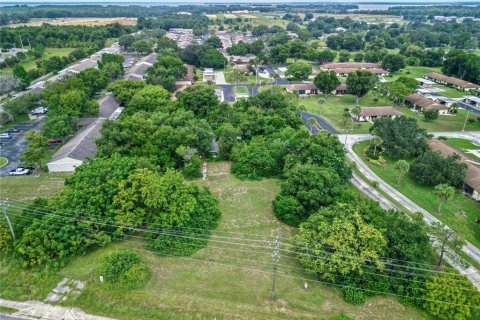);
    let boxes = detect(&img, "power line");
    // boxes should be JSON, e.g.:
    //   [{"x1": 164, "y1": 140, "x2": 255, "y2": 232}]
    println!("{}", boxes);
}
[
  {"x1": 7, "y1": 202, "x2": 474, "y2": 282},
  {"x1": 9, "y1": 217, "x2": 479, "y2": 310},
  {"x1": 8, "y1": 211, "x2": 478, "y2": 292},
  {"x1": 7, "y1": 198, "x2": 468, "y2": 272}
]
